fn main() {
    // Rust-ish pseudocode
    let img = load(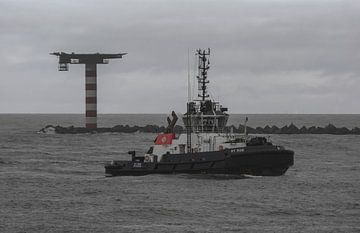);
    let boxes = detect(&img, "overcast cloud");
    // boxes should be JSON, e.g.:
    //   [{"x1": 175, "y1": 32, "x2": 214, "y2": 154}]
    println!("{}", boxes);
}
[{"x1": 0, "y1": 0, "x2": 359, "y2": 113}]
